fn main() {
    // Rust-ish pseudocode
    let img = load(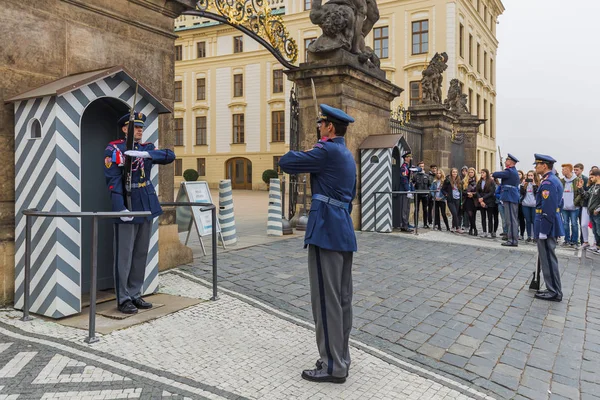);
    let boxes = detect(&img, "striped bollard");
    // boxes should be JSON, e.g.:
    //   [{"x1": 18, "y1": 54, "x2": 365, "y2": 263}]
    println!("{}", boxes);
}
[
  {"x1": 267, "y1": 178, "x2": 283, "y2": 236},
  {"x1": 218, "y1": 180, "x2": 237, "y2": 246}
]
